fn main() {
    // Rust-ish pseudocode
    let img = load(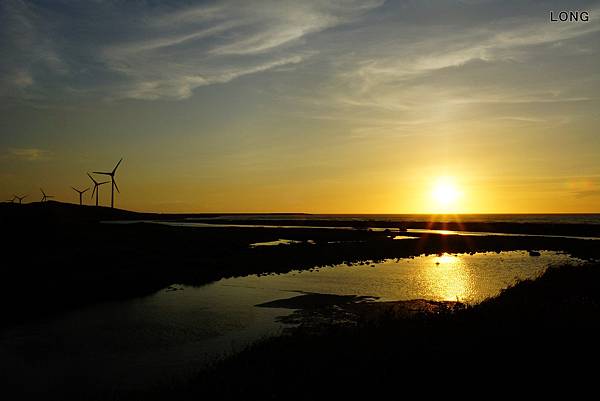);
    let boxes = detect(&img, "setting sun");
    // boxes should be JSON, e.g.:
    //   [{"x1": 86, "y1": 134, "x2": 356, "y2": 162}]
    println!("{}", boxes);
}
[{"x1": 431, "y1": 178, "x2": 461, "y2": 210}]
